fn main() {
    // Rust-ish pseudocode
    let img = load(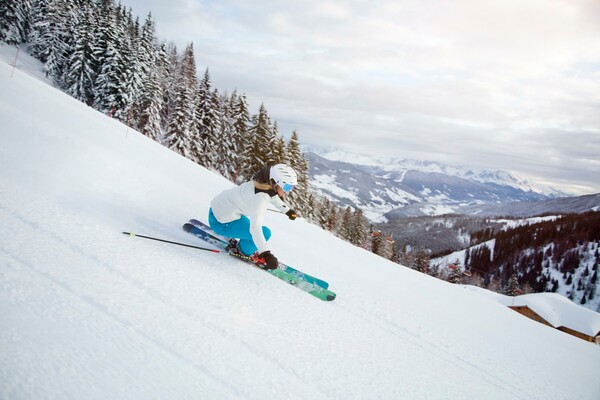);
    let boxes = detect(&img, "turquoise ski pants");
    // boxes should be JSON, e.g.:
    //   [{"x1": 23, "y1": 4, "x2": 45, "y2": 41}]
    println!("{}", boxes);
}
[{"x1": 208, "y1": 208, "x2": 271, "y2": 256}]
